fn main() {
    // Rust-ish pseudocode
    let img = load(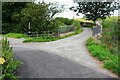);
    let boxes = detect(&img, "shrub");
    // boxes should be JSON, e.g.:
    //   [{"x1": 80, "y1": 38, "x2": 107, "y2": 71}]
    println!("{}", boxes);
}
[
  {"x1": 49, "y1": 19, "x2": 65, "y2": 33},
  {"x1": 104, "y1": 55, "x2": 119, "y2": 74},
  {"x1": 72, "y1": 20, "x2": 81, "y2": 30},
  {"x1": 55, "y1": 17, "x2": 73, "y2": 25},
  {"x1": 102, "y1": 16, "x2": 118, "y2": 28},
  {"x1": 0, "y1": 38, "x2": 22, "y2": 80},
  {"x1": 101, "y1": 16, "x2": 119, "y2": 54},
  {"x1": 4, "y1": 33, "x2": 27, "y2": 38}
]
